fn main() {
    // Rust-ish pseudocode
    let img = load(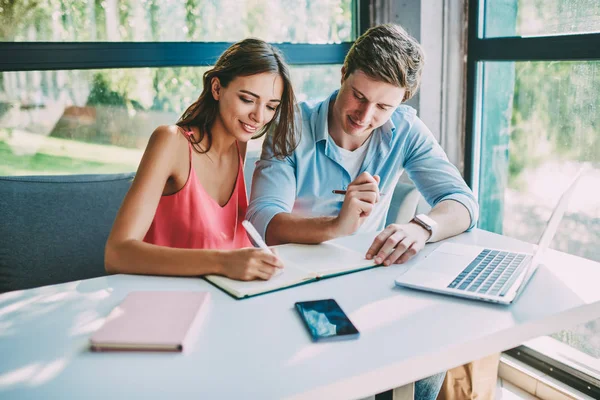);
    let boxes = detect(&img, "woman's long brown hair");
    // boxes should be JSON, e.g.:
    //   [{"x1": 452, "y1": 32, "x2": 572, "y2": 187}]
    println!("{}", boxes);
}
[{"x1": 177, "y1": 38, "x2": 298, "y2": 159}]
